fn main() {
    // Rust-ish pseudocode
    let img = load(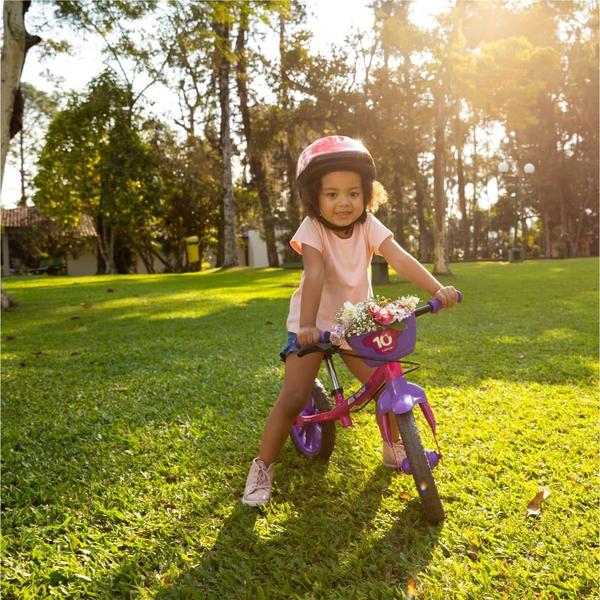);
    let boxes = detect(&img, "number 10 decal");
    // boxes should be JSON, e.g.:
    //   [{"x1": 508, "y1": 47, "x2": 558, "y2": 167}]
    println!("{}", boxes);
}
[
  {"x1": 363, "y1": 328, "x2": 402, "y2": 354},
  {"x1": 372, "y1": 333, "x2": 393, "y2": 349}
]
